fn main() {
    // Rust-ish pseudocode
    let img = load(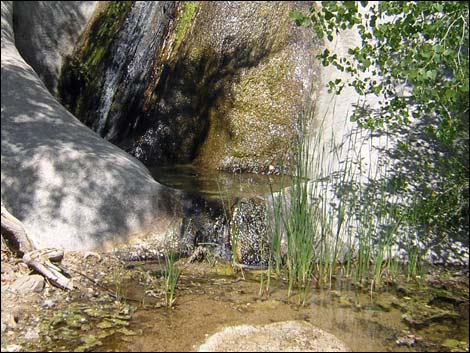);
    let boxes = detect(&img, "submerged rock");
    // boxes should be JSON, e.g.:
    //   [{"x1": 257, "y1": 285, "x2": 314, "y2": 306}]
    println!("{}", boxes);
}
[
  {"x1": 197, "y1": 320, "x2": 349, "y2": 352},
  {"x1": 231, "y1": 197, "x2": 270, "y2": 266}
]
